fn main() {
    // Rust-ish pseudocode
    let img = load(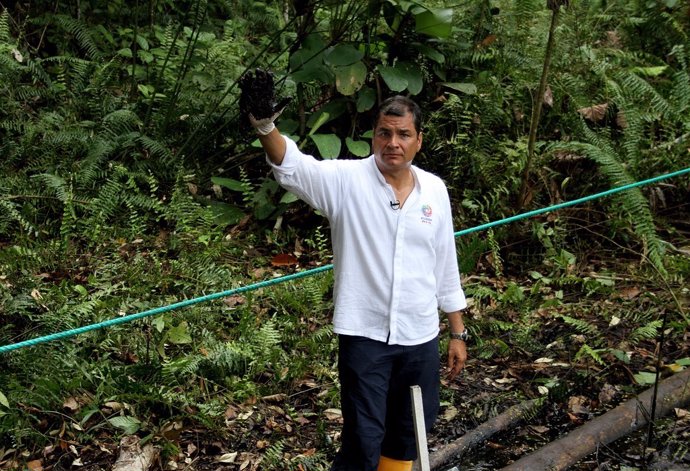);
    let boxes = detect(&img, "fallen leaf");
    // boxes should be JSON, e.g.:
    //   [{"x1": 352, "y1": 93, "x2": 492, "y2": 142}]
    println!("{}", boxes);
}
[
  {"x1": 261, "y1": 393, "x2": 287, "y2": 403},
  {"x1": 568, "y1": 396, "x2": 590, "y2": 415},
  {"x1": 27, "y1": 459, "x2": 42, "y2": 471},
  {"x1": 103, "y1": 401, "x2": 125, "y2": 412},
  {"x1": 63, "y1": 397, "x2": 80, "y2": 412},
  {"x1": 223, "y1": 295, "x2": 245, "y2": 307},
  {"x1": 578, "y1": 103, "x2": 608, "y2": 122},
  {"x1": 528, "y1": 425, "x2": 550, "y2": 434},
  {"x1": 271, "y1": 253, "x2": 298, "y2": 267},
  {"x1": 217, "y1": 452, "x2": 238, "y2": 463},
  {"x1": 324, "y1": 408, "x2": 342, "y2": 421},
  {"x1": 534, "y1": 357, "x2": 553, "y2": 364},
  {"x1": 442, "y1": 405, "x2": 458, "y2": 421},
  {"x1": 618, "y1": 286, "x2": 641, "y2": 299},
  {"x1": 224, "y1": 405, "x2": 239, "y2": 420},
  {"x1": 675, "y1": 408, "x2": 688, "y2": 419}
]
